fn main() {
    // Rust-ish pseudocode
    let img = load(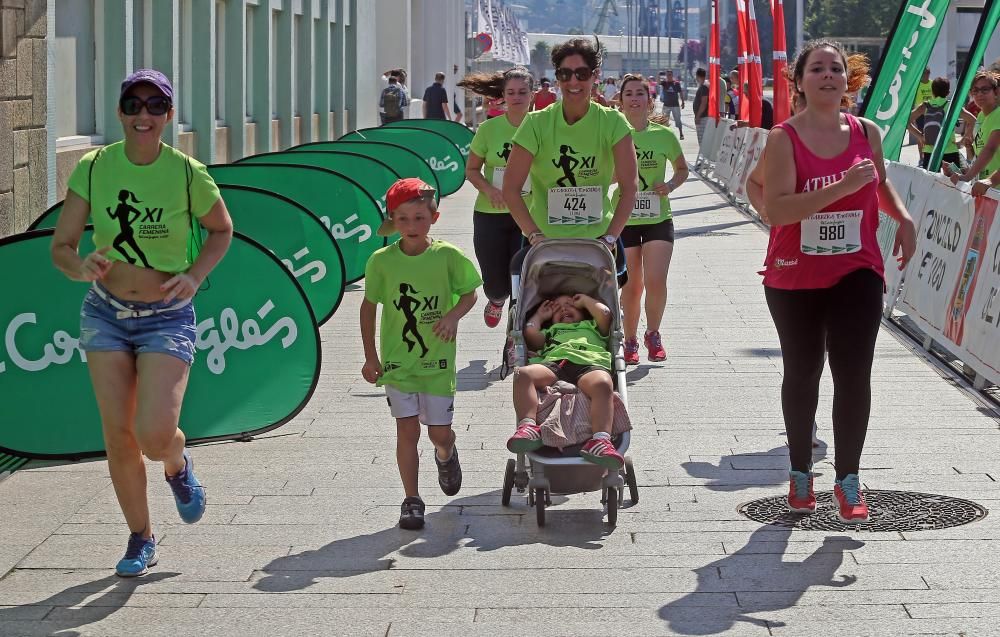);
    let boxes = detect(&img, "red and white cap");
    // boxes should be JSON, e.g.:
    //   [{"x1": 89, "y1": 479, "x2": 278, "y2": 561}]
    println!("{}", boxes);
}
[{"x1": 377, "y1": 178, "x2": 437, "y2": 237}]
